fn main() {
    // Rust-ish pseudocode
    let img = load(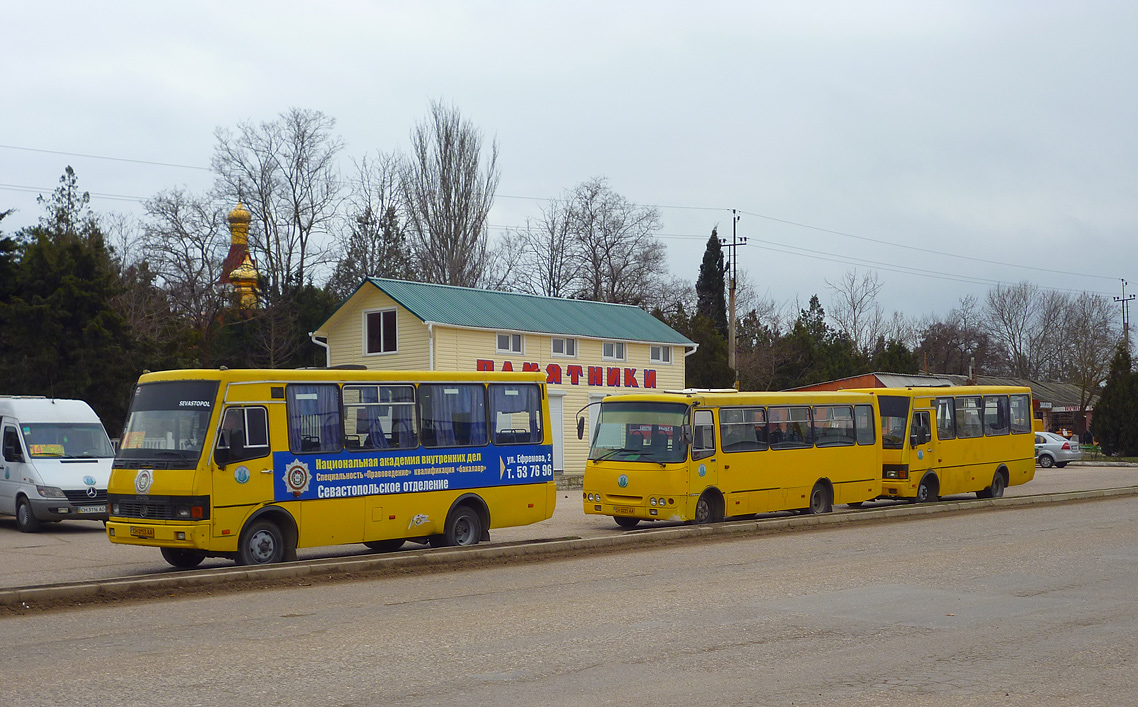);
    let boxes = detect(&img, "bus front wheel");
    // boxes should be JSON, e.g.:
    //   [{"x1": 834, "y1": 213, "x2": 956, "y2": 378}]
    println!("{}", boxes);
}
[
  {"x1": 161, "y1": 547, "x2": 205, "y2": 569},
  {"x1": 915, "y1": 477, "x2": 939, "y2": 503},
  {"x1": 693, "y1": 491, "x2": 723, "y2": 524},
  {"x1": 237, "y1": 519, "x2": 287, "y2": 565},
  {"x1": 614, "y1": 516, "x2": 640, "y2": 529}
]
